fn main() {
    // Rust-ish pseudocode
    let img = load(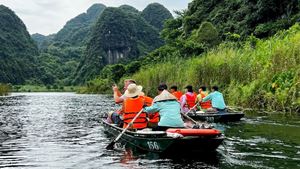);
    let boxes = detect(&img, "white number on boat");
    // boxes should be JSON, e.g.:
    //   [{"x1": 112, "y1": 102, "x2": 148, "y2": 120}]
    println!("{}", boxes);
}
[{"x1": 147, "y1": 141, "x2": 160, "y2": 150}]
